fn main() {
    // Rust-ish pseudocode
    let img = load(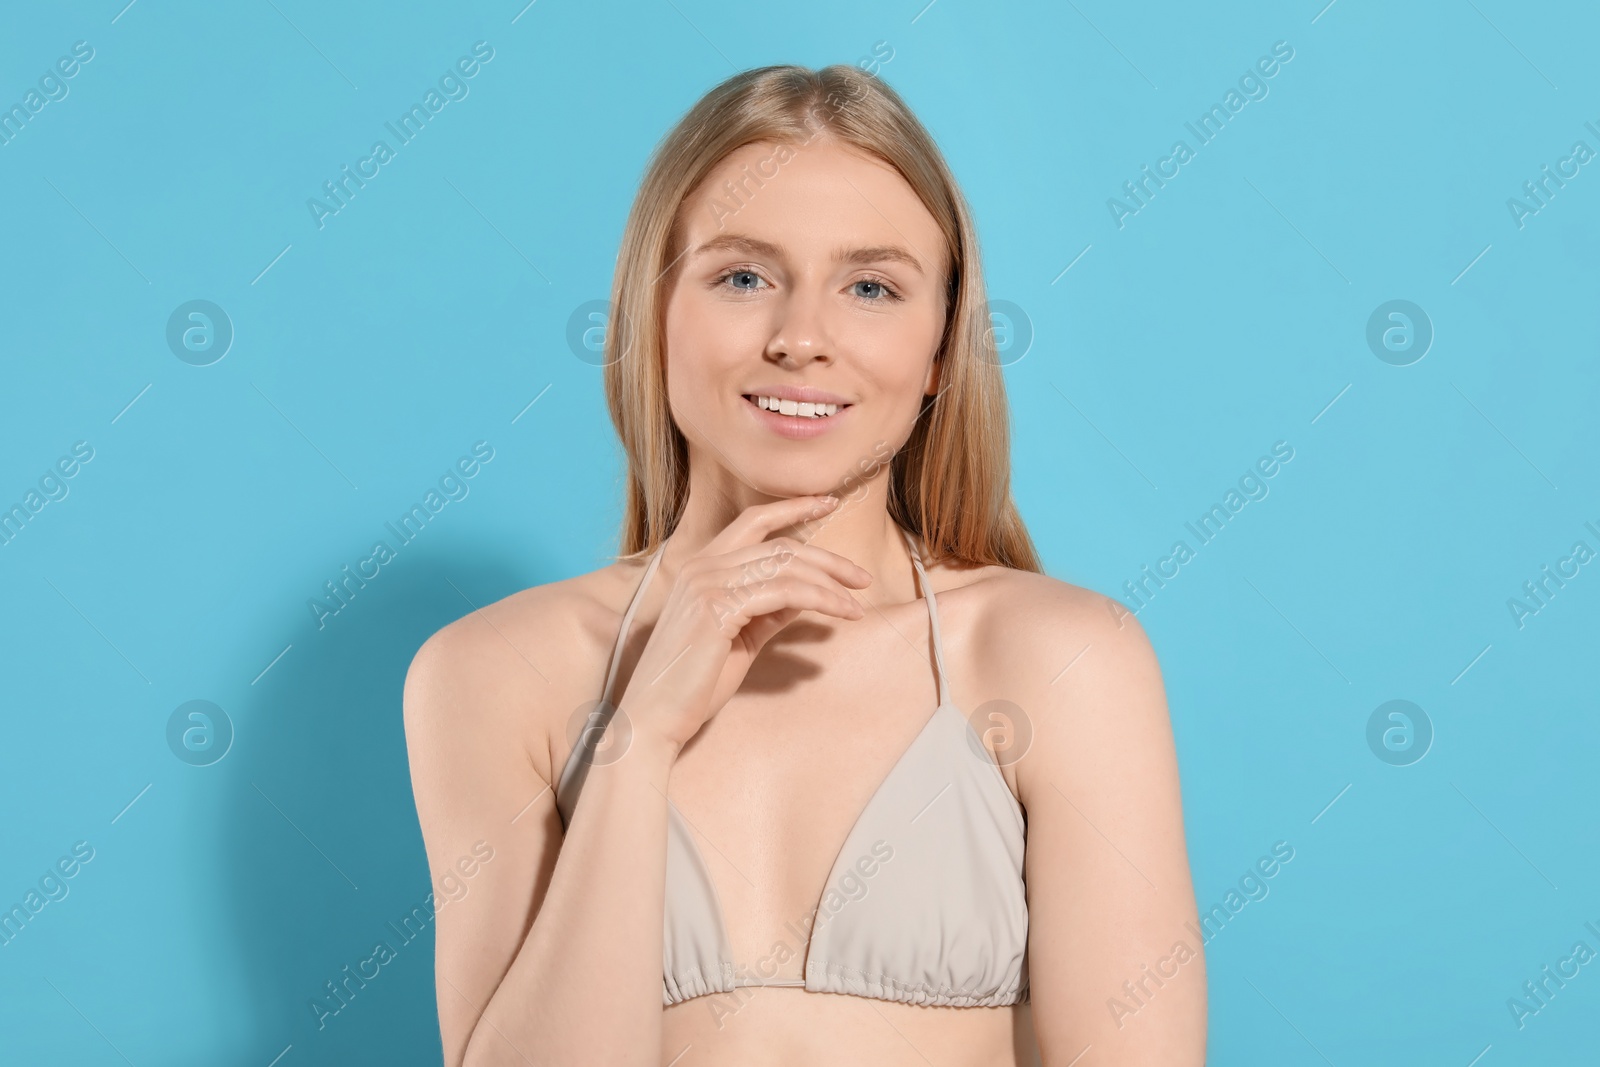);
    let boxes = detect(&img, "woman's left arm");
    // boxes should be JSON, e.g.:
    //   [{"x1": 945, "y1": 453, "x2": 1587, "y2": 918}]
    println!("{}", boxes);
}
[{"x1": 1008, "y1": 586, "x2": 1207, "y2": 1066}]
